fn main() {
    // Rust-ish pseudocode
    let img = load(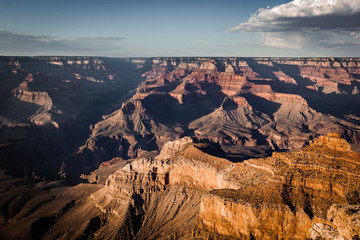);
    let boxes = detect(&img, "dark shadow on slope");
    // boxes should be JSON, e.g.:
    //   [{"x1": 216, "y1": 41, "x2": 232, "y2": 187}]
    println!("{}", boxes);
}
[
  {"x1": 191, "y1": 139, "x2": 272, "y2": 163},
  {"x1": 142, "y1": 83, "x2": 226, "y2": 126},
  {"x1": 0, "y1": 57, "x2": 148, "y2": 180},
  {"x1": 300, "y1": 90, "x2": 359, "y2": 119},
  {"x1": 221, "y1": 97, "x2": 239, "y2": 111},
  {"x1": 351, "y1": 144, "x2": 360, "y2": 154},
  {"x1": 246, "y1": 59, "x2": 279, "y2": 80},
  {"x1": 351, "y1": 73, "x2": 360, "y2": 80},
  {"x1": 338, "y1": 83, "x2": 356, "y2": 94},
  {"x1": 265, "y1": 63, "x2": 360, "y2": 119},
  {"x1": 214, "y1": 58, "x2": 226, "y2": 72},
  {"x1": 165, "y1": 59, "x2": 175, "y2": 72},
  {"x1": 130, "y1": 193, "x2": 145, "y2": 238},
  {"x1": 193, "y1": 141, "x2": 226, "y2": 158},
  {"x1": 248, "y1": 75, "x2": 360, "y2": 120},
  {"x1": 275, "y1": 63, "x2": 315, "y2": 86},
  {"x1": 251, "y1": 129, "x2": 269, "y2": 146},
  {"x1": 31, "y1": 217, "x2": 56, "y2": 240},
  {"x1": 150, "y1": 81, "x2": 182, "y2": 94},
  {"x1": 221, "y1": 144, "x2": 272, "y2": 163},
  {"x1": 241, "y1": 93, "x2": 281, "y2": 120}
]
